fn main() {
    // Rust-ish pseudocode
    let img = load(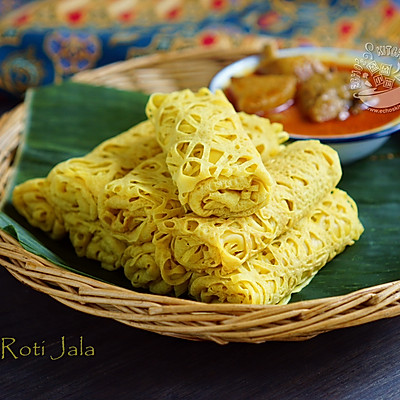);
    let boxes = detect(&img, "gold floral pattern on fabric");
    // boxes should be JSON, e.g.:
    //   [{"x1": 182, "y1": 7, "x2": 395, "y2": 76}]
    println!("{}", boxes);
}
[{"x1": 44, "y1": 30, "x2": 101, "y2": 81}]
